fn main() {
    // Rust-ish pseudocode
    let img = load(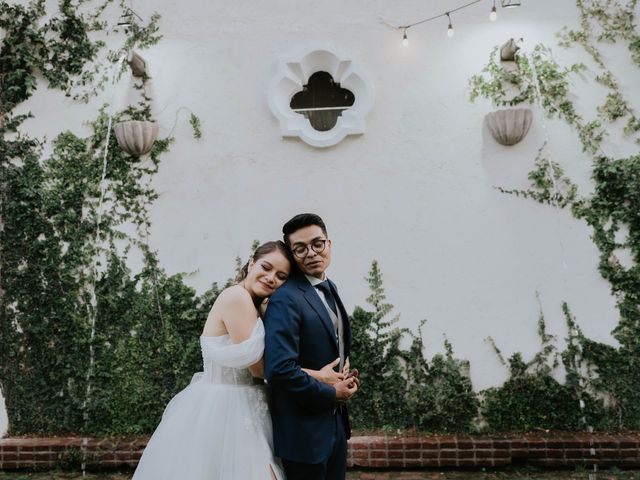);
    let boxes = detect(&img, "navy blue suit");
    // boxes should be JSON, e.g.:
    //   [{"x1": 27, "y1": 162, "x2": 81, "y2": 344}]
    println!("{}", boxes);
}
[{"x1": 264, "y1": 273, "x2": 352, "y2": 468}]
